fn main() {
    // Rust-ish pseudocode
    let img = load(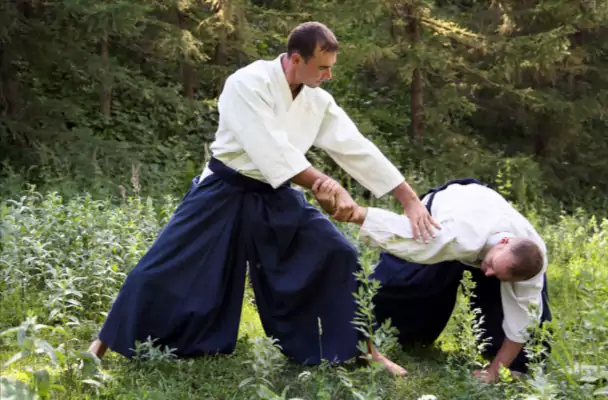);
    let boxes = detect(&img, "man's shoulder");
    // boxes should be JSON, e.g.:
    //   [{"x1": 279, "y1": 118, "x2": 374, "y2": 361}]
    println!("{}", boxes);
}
[{"x1": 225, "y1": 58, "x2": 275, "y2": 88}]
